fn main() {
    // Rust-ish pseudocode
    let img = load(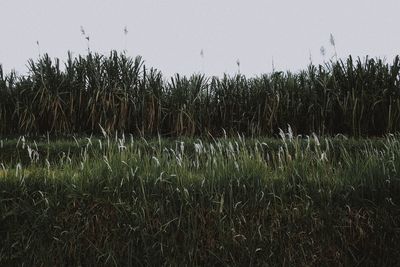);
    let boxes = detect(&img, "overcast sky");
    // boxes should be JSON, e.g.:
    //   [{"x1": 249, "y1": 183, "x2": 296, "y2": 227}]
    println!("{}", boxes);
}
[{"x1": 0, "y1": 0, "x2": 399, "y2": 77}]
